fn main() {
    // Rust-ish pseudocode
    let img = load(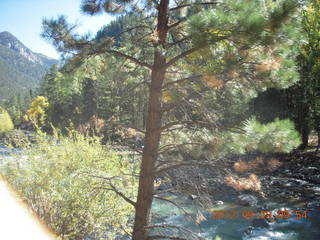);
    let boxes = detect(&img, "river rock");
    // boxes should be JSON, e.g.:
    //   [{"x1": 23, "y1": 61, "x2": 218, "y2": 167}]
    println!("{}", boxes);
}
[
  {"x1": 237, "y1": 194, "x2": 258, "y2": 206},
  {"x1": 310, "y1": 175, "x2": 320, "y2": 184},
  {"x1": 307, "y1": 199, "x2": 320, "y2": 208},
  {"x1": 189, "y1": 194, "x2": 198, "y2": 200},
  {"x1": 215, "y1": 200, "x2": 224, "y2": 205},
  {"x1": 157, "y1": 183, "x2": 172, "y2": 191},
  {"x1": 243, "y1": 226, "x2": 254, "y2": 235},
  {"x1": 252, "y1": 218, "x2": 270, "y2": 228}
]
